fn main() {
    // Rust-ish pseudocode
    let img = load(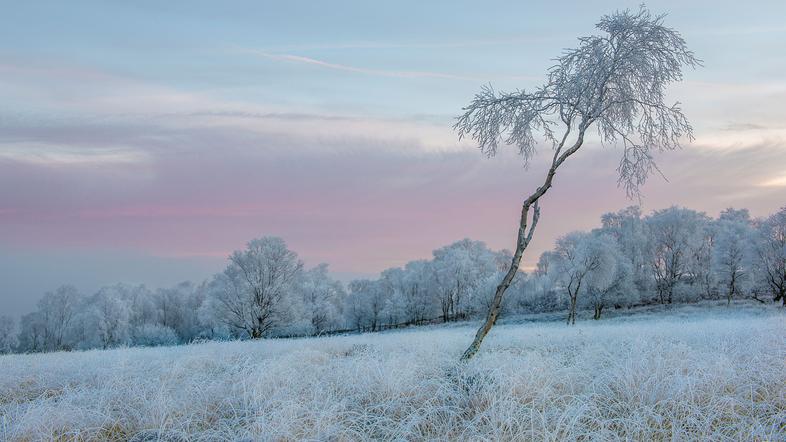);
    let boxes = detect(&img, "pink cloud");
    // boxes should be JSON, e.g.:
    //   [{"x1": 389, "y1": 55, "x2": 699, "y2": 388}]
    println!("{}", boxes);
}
[{"x1": 3, "y1": 135, "x2": 785, "y2": 275}]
